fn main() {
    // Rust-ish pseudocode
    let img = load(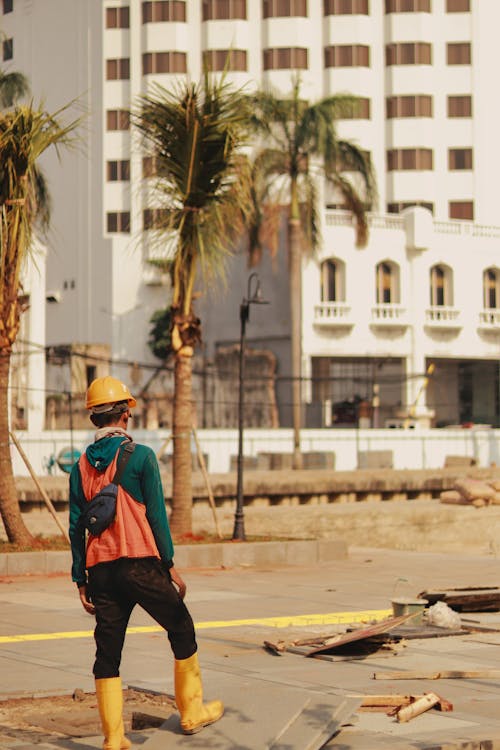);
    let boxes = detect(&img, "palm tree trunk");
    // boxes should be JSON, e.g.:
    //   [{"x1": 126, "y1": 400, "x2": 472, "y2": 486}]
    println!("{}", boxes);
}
[
  {"x1": 289, "y1": 217, "x2": 303, "y2": 470},
  {"x1": 0, "y1": 350, "x2": 35, "y2": 545},
  {"x1": 170, "y1": 349, "x2": 193, "y2": 536}
]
